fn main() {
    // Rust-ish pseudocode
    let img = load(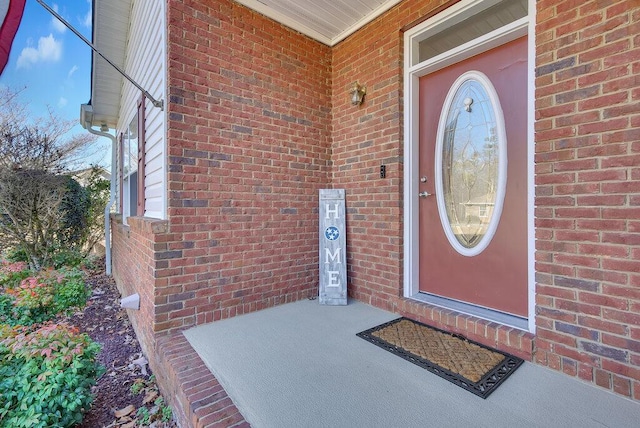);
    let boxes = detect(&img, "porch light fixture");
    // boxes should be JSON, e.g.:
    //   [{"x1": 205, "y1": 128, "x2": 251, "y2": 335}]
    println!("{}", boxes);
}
[{"x1": 350, "y1": 81, "x2": 366, "y2": 106}]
